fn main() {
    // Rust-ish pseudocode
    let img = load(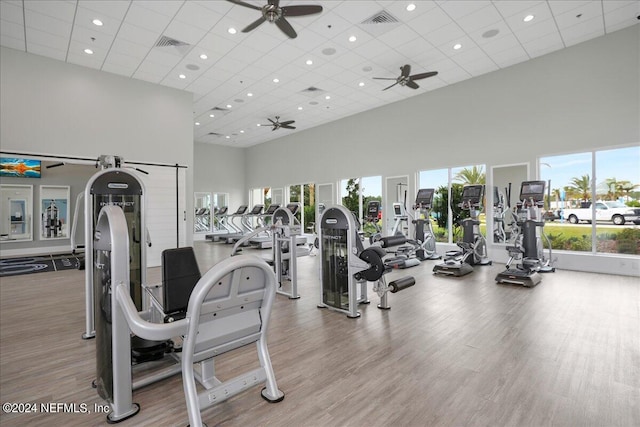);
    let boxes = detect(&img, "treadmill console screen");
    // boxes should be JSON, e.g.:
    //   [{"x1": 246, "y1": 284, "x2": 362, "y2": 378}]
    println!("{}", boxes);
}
[
  {"x1": 265, "y1": 204, "x2": 280, "y2": 214},
  {"x1": 366, "y1": 201, "x2": 381, "y2": 220},
  {"x1": 286, "y1": 203, "x2": 300, "y2": 215}
]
